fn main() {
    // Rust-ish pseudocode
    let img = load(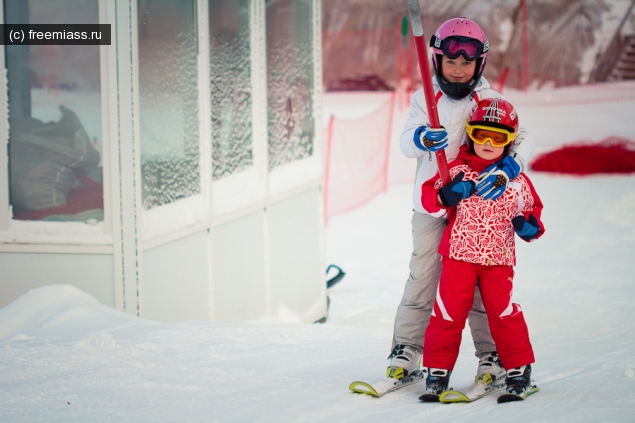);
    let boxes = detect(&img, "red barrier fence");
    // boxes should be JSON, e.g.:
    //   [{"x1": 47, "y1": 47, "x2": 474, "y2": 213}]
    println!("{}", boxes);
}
[{"x1": 324, "y1": 92, "x2": 396, "y2": 224}]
